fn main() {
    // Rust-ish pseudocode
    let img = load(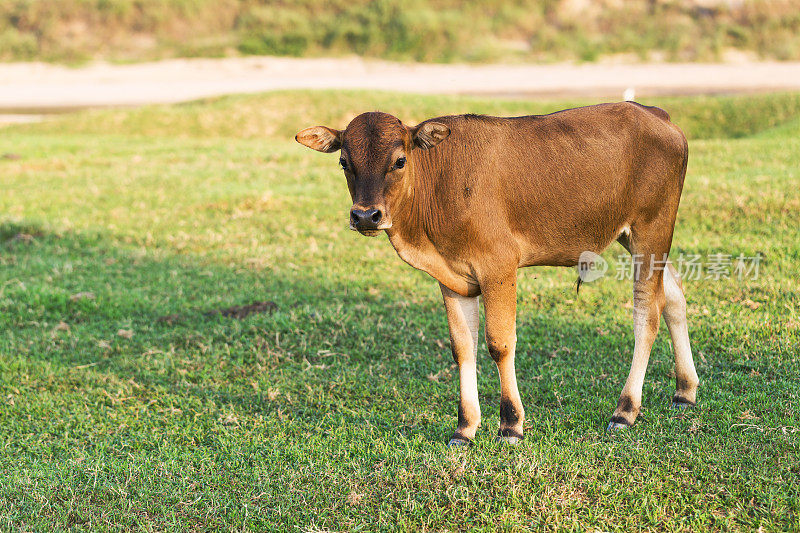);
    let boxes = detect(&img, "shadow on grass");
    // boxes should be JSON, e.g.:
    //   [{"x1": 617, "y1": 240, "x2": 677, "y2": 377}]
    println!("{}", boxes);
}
[{"x1": 1, "y1": 221, "x2": 795, "y2": 446}]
